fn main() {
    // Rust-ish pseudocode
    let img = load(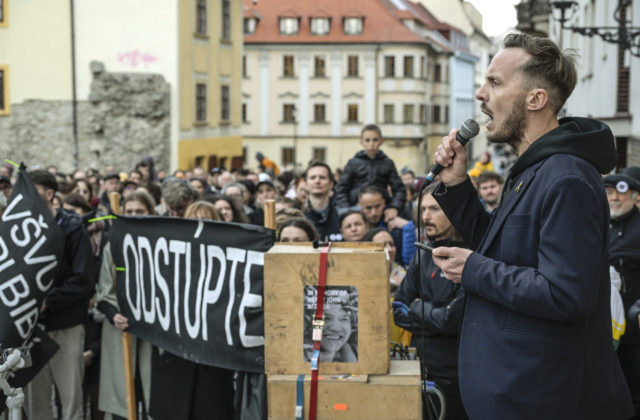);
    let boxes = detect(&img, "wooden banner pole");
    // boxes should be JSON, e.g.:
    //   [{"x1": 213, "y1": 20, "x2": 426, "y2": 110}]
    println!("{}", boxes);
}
[
  {"x1": 264, "y1": 199, "x2": 276, "y2": 230},
  {"x1": 109, "y1": 191, "x2": 137, "y2": 420}
]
